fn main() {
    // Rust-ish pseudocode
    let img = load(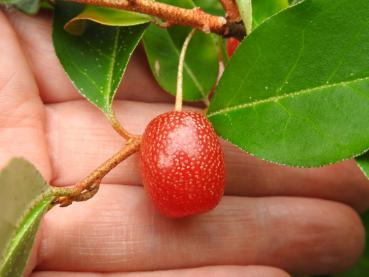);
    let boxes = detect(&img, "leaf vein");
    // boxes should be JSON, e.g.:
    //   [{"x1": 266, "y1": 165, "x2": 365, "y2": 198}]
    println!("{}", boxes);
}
[
  {"x1": 208, "y1": 76, "x2": 369, "y2": 117},
  {"x1": 276, "y1": 30, "x2": 305, "y2": 95},
  {"x1": 104, "y1": 28, "x2": 120, "y2": 111}
]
